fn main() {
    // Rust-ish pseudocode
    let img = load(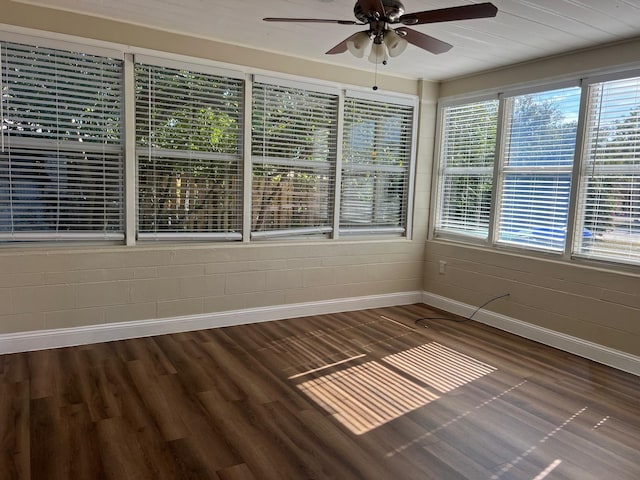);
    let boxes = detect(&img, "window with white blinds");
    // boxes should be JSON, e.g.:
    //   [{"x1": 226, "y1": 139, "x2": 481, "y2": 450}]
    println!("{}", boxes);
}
[
  {"x1": 135, "y1": 61, "x2": 243, "y2": 239},
  {"x1": 252, "y1": 81, "x2": 337, "y2": 238},
  {"x1": 435, "y1": 99, "x2": 498, "y2": 239},
  {"x1": 497, "y1": 87, "x2": 581, "y2": 251},
  {"x1": 575, "y1": 76, "x2": 640, "y2": 265},
  {"x1": 0, "y1": 41, "x2": 124, "y2": 240},
  {"x1": 340, "y1": 96, "x2": 413, "y2": 234}
]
